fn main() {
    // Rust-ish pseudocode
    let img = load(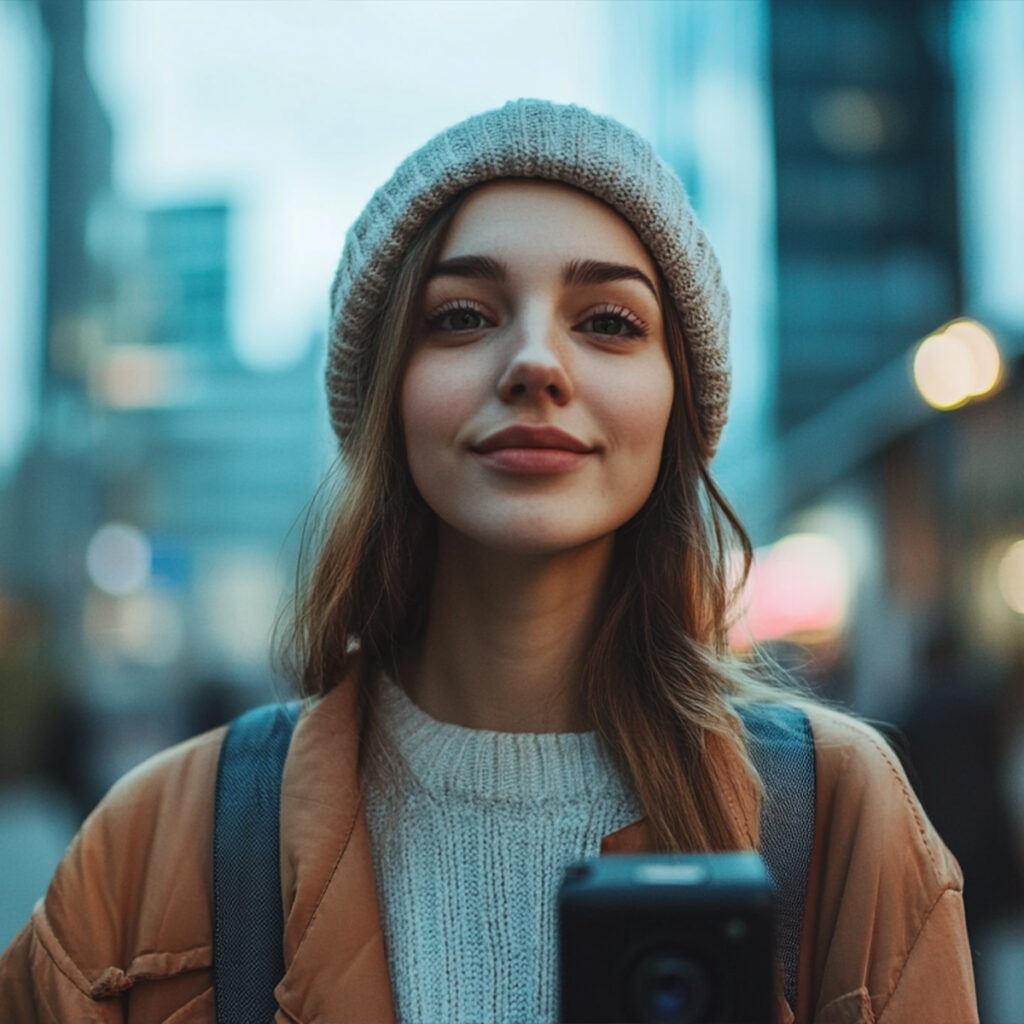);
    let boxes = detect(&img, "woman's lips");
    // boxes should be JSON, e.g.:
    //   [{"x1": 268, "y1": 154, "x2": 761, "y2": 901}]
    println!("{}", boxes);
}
[
  {"x1": 476, "y1": 448, "x2": 589, "y2": 474},
  {"x1": 472, "y1": 425, "x2": 593, "y2": 475}
]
